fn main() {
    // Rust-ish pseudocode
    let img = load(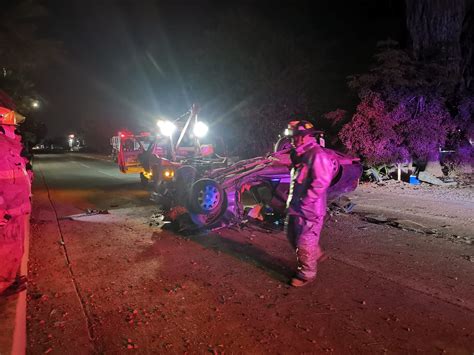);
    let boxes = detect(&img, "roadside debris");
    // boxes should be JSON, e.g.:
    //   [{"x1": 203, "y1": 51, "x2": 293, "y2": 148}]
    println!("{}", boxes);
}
[
  {"x1": 149, "y1": 208, "x2": 201, "y2": 234},
  {"x1": 59, "y1": 209, "x2": 109, "y2": 220},
  {"x1": 329, "y1": 196, "x2": 355, "y2": 214},
  {"x1": 153, "y1": 194, "x2": 357, "y2": 234},
  {"x1": 364, "y1": 215, "x2": 391, "y2": 224},
  {"x1": 363, "y1": 214, "x2": 424, "y2": 232},
  {"x1": 361, "y1": 213, "x2": 473, "y2": 244},
  {"x1": 418, "y1": 171, "x2": 457, "y2": 186},
  {"x1": 365, "y1": 214, "x2": 437, "y2": 234},
  {"x1": 86, "y1": 208, "x2": 109, "y2": 215},
  {"x1": 461, "y1": 255, "x2": 474, "y2": 262},
  {"x1": 149, "y1": 212, "x2": 168, "y2": 228},
  {"x1": 125, "y1": 338, "x2": 138, "y2": 350}
]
